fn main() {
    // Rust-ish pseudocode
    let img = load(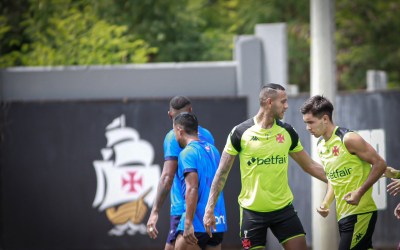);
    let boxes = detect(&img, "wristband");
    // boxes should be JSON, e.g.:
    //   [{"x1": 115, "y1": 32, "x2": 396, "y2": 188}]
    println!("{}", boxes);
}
[{"x1": 396, "y1": 171, "x2": 400, "y2": 179}]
